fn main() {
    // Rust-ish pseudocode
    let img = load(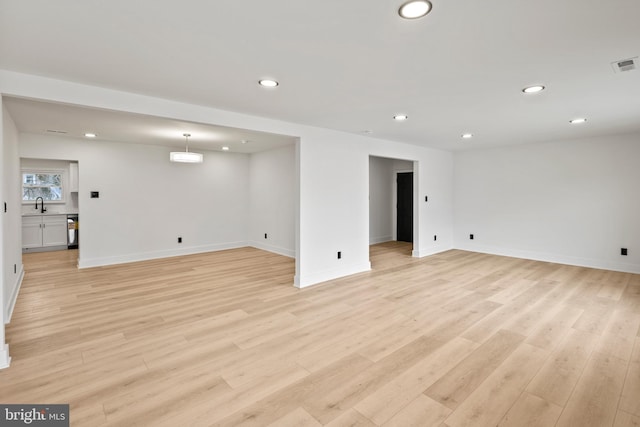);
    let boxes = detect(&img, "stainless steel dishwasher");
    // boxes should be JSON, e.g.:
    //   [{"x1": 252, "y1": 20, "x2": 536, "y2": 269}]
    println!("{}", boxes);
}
[{"x1": 67, "y1": 214, "x2": 79, "y2": 249}]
